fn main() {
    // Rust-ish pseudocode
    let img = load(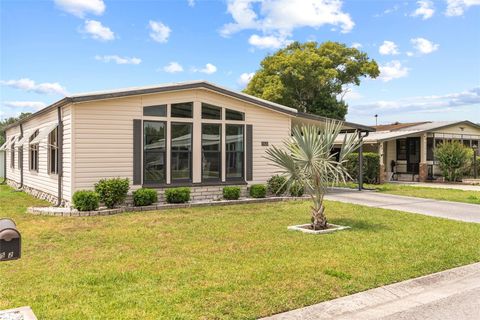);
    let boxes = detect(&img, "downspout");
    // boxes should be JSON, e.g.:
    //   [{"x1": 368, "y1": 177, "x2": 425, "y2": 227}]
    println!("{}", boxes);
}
[
  {"x1": 357, "y1": 130, "x2": 369, "y2": 191},
  {"x1": 56, "y1": 106, "x2": 63, "y2": 207},
  {"x1": 19, "y1": 124, "x2": 24, "y2": 189}
]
